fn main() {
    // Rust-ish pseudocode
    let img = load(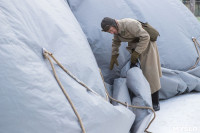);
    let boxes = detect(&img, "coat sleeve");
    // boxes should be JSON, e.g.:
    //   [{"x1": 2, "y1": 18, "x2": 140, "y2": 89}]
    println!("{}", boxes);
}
[
  {"x1": 126, "y1": 21, "x2": 150, "y2": 54},
  {"x1": 112, "y1": 34, "x2": 121, "y2": 55}
]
